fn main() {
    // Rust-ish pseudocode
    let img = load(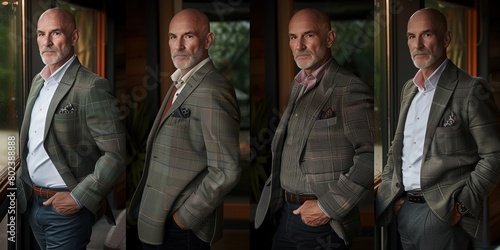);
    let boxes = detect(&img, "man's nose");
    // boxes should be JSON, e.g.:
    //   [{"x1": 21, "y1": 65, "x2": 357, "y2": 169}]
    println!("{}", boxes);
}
[
  {"x1": 174, "y1": 38, "x2": 185, "y2": 50},
  {"x1": 294, "y1": 37, "x2": 306, "y2": 51},
  {"x1": 40, "y1": 35, "x2": 53, "y2": 47},
  {"x1": 410, "y1": 37, "x2": 424, "y2": 50}
]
